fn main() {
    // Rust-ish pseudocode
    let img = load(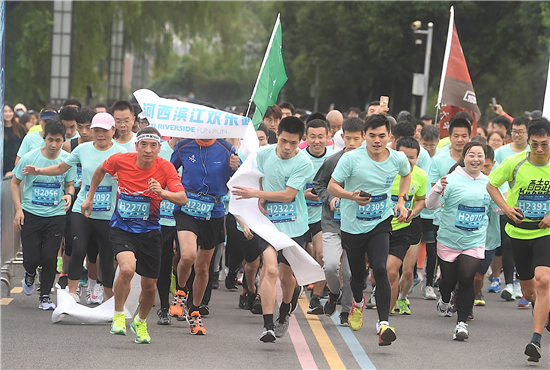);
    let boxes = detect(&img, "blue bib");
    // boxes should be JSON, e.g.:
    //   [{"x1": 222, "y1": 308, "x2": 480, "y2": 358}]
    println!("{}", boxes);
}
[
  {"x1": 160, "y1": 199, "x2": 175, "y2": 219},
  {"x1": 305, "y1": 183, "x2": 322, "y2": 207},
  {"x1": 266, "y1": 199, "x2": 297, "y2": 223},
  {"x1": 333, "y1": 199, "x2": 341, "y2": 222},
  {"x1": 356, "y1": 194, "x2": 387, "y2": 221},
  {"x1": 86, "y1": 185, "x2": 112, "y2": 211},
  {"x1": 117, "y1": 193, "x2": 151, "y2": 221},
  {"x1": 391, "y1": 195, "x2": 412, "y2": 216},
  {"x1": 455, "y1": 205, "x2": 485, "y2": 231},
  {"x1": 182, "y1": 192, "x2": 215, "y2": 220},
  {"x1": 32, "y1": 182, "x2": 61, "y2": 206},
  {"x1": 74, "y1": 166, "x2": 82, "y2": 189},
  {"x1": 517, "y1": 194, "x2": 550, "y2": 221}
]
